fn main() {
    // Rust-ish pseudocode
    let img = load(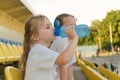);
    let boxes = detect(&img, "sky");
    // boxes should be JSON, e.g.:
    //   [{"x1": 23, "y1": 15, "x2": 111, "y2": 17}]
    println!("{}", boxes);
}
[{"x1": 20, "y1": 0, "x2": 120, "y2": 26}]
